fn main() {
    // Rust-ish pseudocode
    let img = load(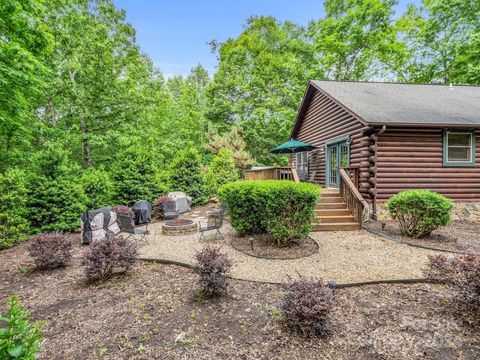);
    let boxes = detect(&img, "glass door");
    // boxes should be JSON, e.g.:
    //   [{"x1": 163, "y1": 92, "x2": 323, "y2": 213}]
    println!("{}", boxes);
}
[{"x1": 326, "y1": 140, "x2": 349, "y2": 188}]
